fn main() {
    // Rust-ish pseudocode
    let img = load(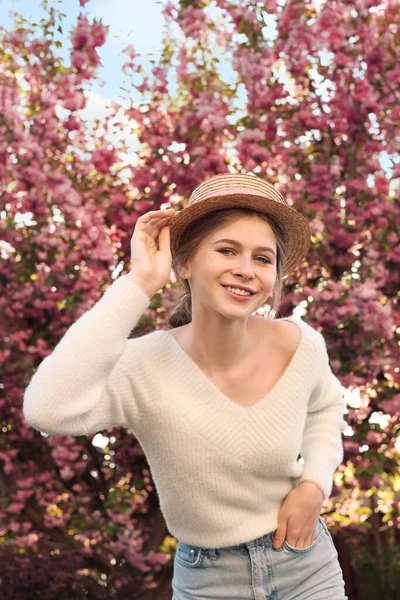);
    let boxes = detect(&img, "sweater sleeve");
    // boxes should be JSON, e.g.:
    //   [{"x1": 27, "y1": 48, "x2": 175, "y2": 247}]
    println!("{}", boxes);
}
[
  {"x1": 23, "y1": 275, "x2": 151, "y2": 436},
  {"x1": 298, "y1": 332, "x2": 348, "y2": 500}
]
